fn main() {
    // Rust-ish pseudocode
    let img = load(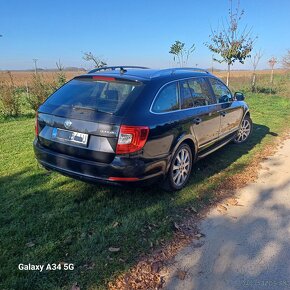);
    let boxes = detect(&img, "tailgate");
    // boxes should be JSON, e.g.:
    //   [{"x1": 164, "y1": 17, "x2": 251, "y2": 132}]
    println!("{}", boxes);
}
[{"x1": 37, "y1": 112, "x2": 121, "y2": 164}]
